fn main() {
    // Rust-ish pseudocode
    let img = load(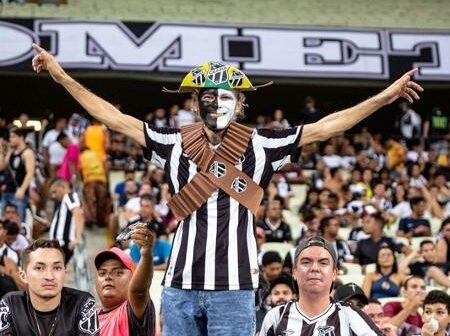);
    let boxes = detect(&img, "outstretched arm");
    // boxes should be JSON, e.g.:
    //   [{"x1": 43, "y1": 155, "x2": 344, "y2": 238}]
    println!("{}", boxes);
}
[
  {"x1": 31, "y1": 44, "x2": 145, "y2": 146},
  {"x1": 300, "y1": 69, "x2": 423, "y2": 146}
]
